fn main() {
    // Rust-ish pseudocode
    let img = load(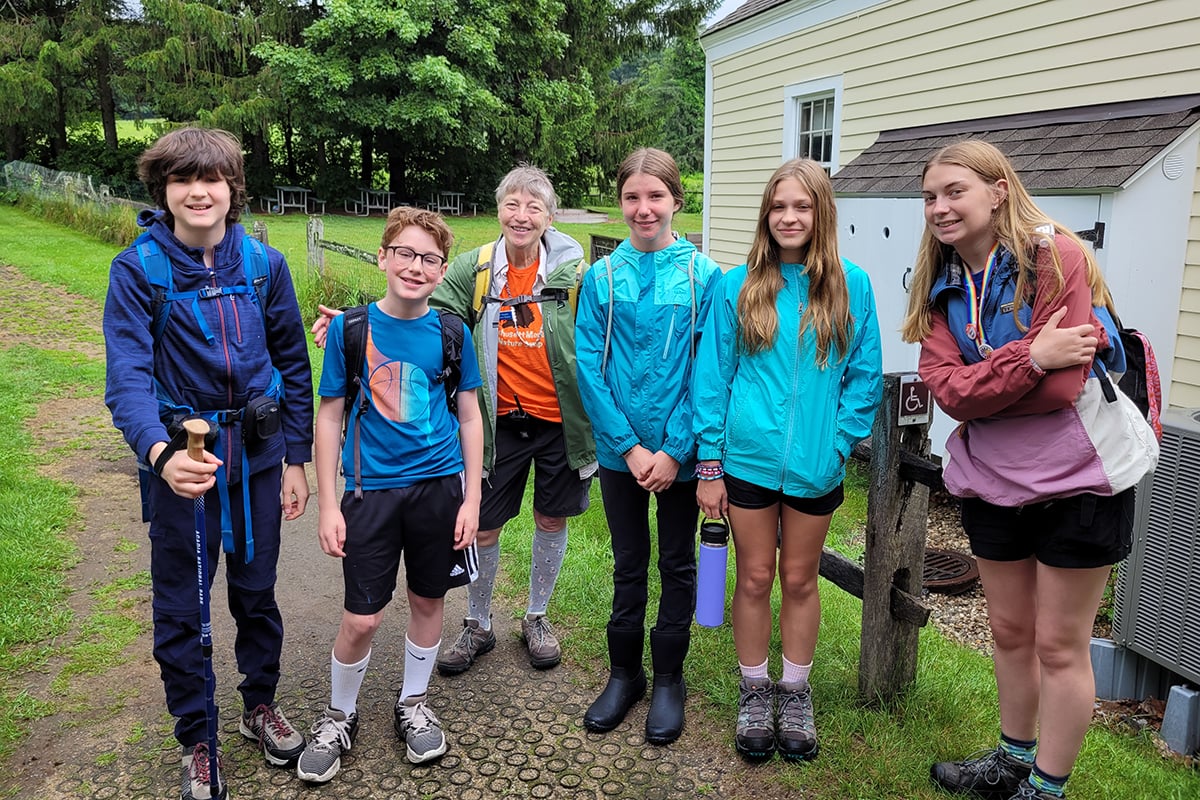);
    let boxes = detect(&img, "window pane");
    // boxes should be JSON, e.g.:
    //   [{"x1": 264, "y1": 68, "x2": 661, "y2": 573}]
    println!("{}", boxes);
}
[{"x1": 795, "y1": 93, "x2": 835, "y2": 167}]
